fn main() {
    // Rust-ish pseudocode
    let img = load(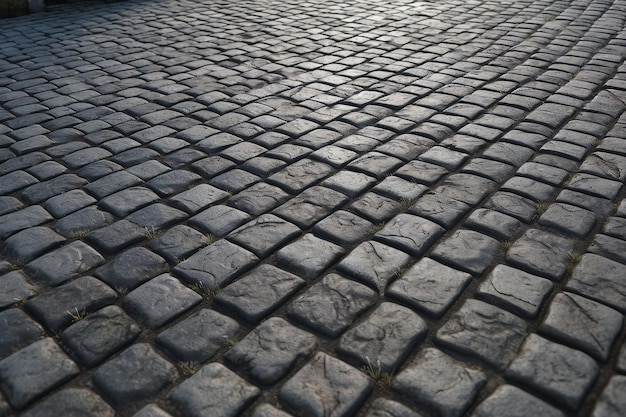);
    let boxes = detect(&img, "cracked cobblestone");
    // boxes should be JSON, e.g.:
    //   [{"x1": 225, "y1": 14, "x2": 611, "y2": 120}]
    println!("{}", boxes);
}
[{"x1": 2, "y1": 0, "x2": 626, "y2": 415}]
